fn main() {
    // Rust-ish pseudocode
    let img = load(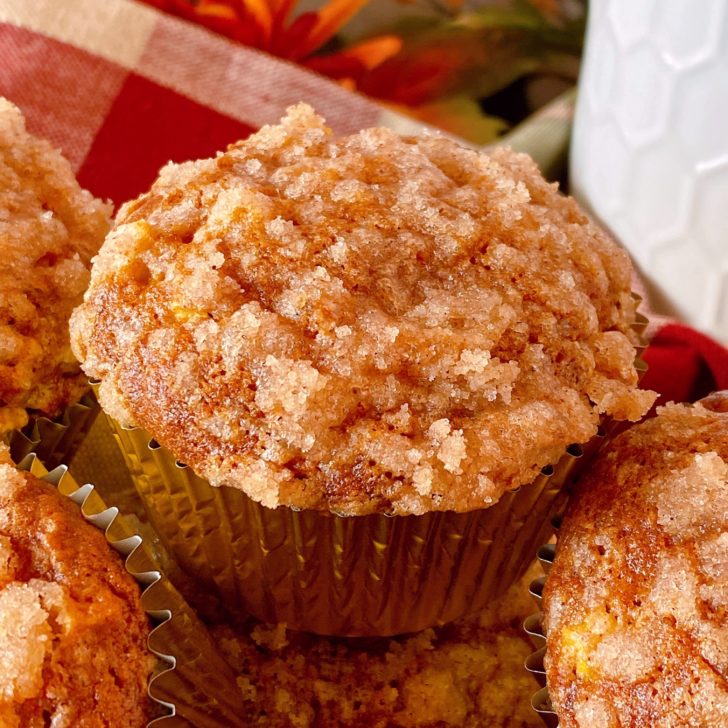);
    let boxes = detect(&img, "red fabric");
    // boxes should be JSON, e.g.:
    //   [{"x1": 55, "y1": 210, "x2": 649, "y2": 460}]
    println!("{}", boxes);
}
[
  {"x1": 0, "y1": 24, "x2": 129, "y2": 170},
  {"x1": 0, "y1": 4, "x2": 386, "y2": 209},
  {"x1": 642, "y1": 324, "x2": 728, "y2": 405},
  {"x1": 77, "y1": 73, "x2": 255, "y2": 206}
]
